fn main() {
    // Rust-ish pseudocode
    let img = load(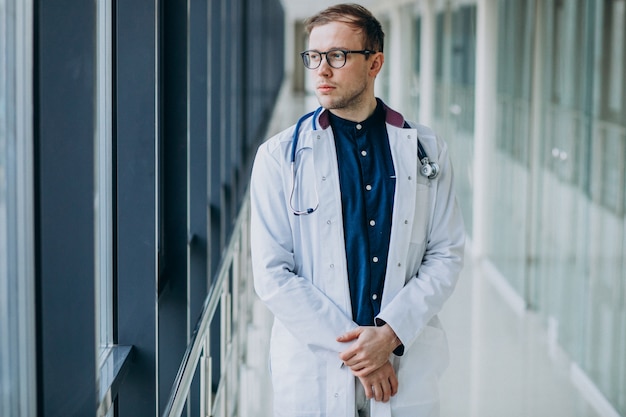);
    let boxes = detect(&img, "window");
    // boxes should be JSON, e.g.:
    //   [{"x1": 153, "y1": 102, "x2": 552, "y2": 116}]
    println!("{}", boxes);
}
[
  {"x1": 95, "y1": 0, "x2": 114, "y2": 361},
  {"x1": 0, "y1": 0, "x2": 36, "y2": 415}
]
